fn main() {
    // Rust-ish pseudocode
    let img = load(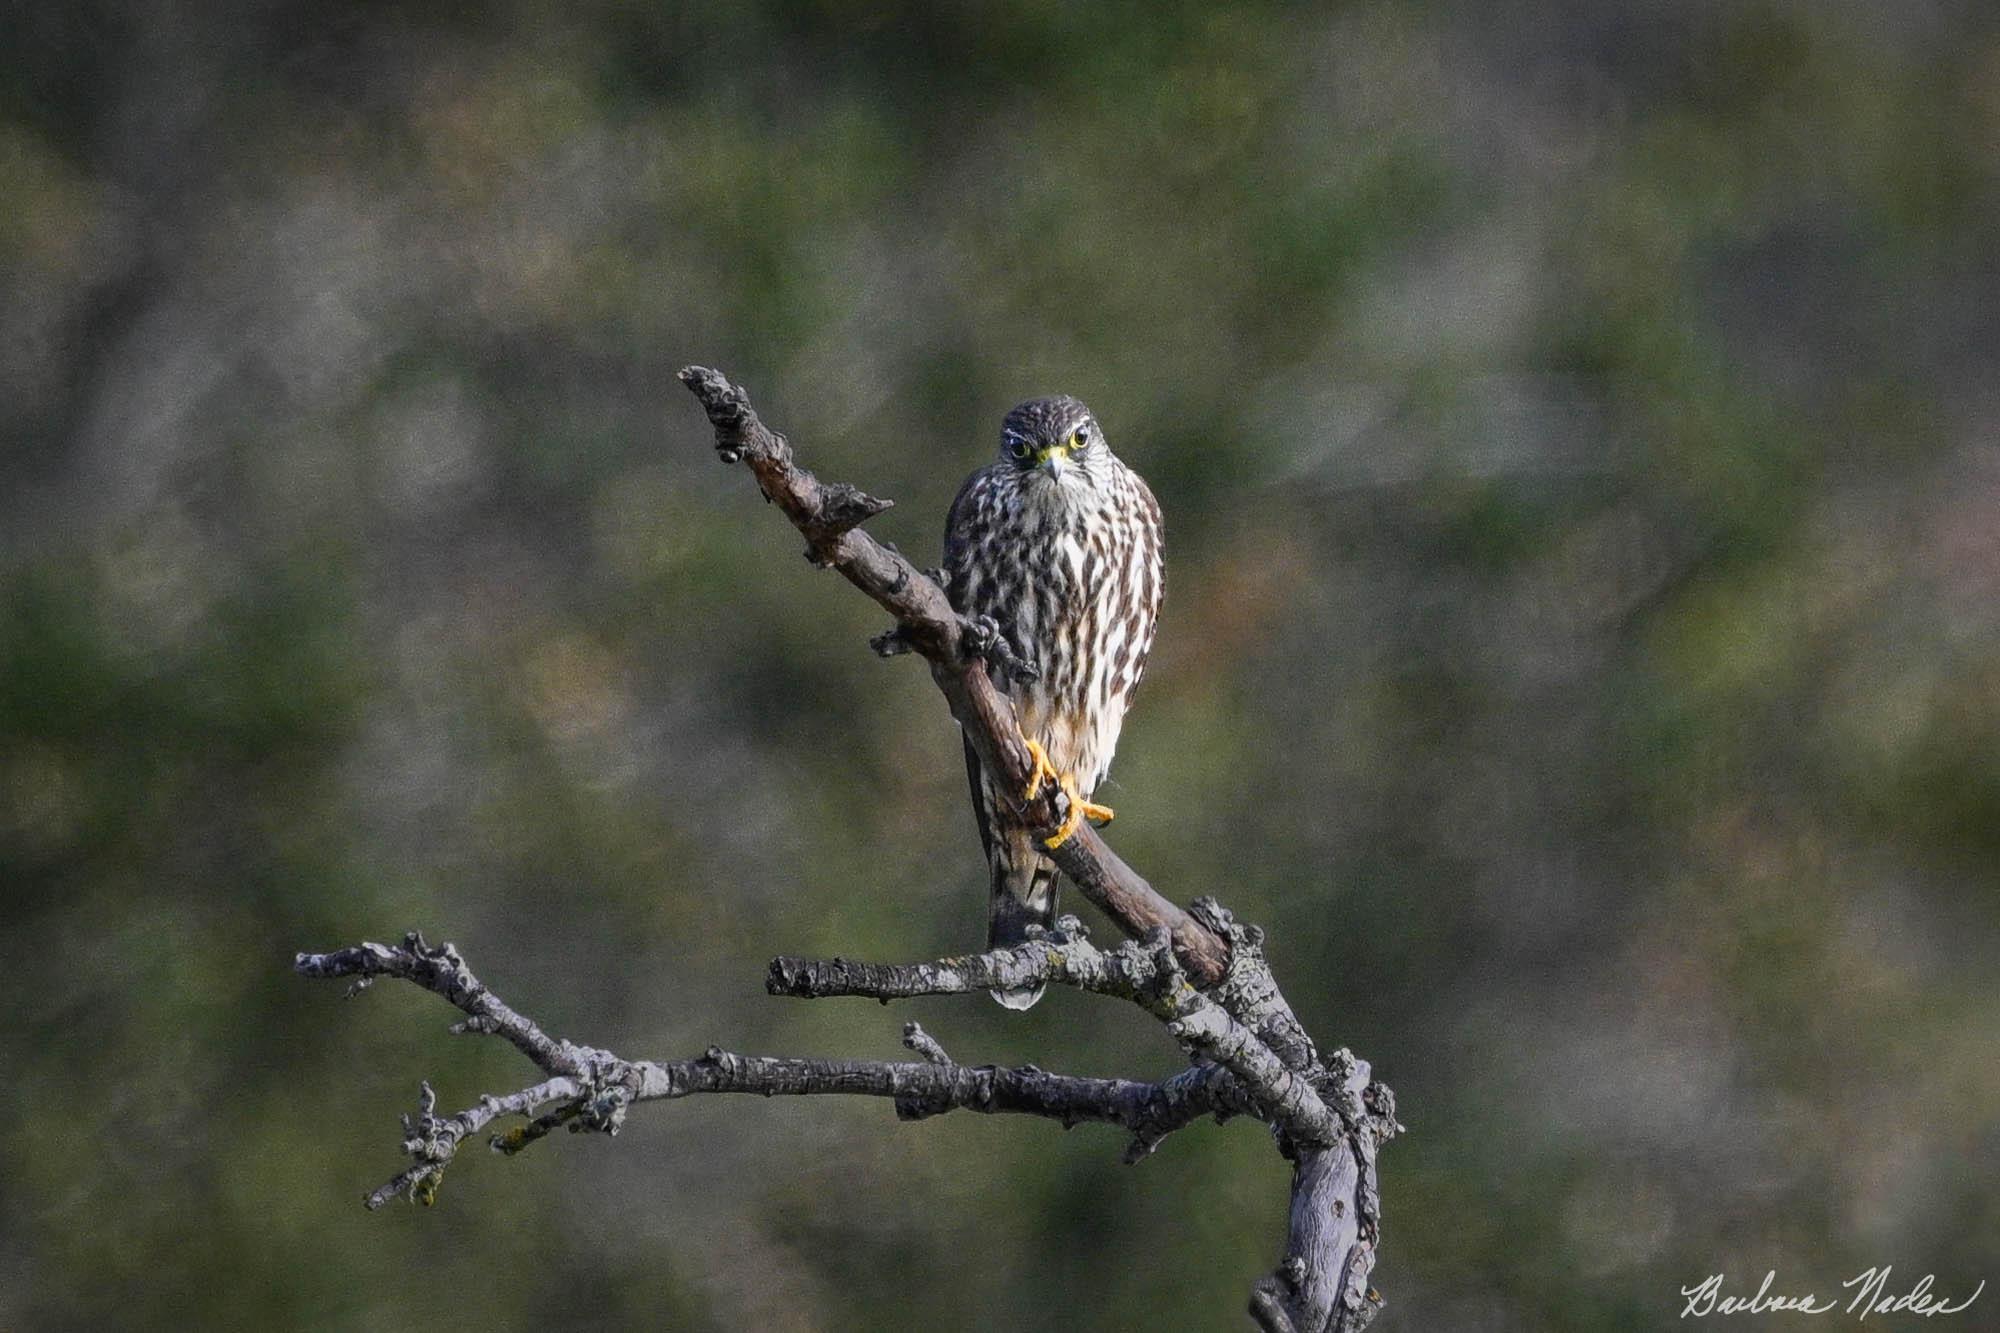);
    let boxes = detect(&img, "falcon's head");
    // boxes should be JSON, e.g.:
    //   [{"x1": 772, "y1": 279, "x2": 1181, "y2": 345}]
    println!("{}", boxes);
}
[{"x1": 999, "y1": 395, "x2": 1105, "y2": 484}]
